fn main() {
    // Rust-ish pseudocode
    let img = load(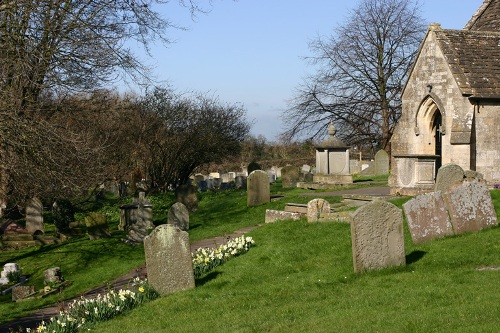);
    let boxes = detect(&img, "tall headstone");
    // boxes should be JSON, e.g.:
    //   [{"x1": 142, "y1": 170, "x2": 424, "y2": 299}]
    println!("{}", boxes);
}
[
  {"x1": 281, "y1": 165, "x2": 300, "y2": 188},
  {"x1": 143, "y1": 224, "x2": 195, "y2": 296},
  {"x1": 307, "y1": 198, "x2": 331, "y2": 222},
  {"x1": 444, "y1": 179, "x2": 498, "y2": 234},
  {"x1": 25, "y1": 197, "x2": 44, "y2": 235},
  {"x1": 374, "y1": 150, "x2": 390, "y2": 175},
  {"x1": 351, "y1": 201, "x2": 405, "y2": 273},
  {"x1": 175, "y1": 184, "x2": 198, "y2": 211},
  {"x1": 167, "y1": 202, "x2": 190, "y2": 231},
  {"x1": 247, "y1": 170, "x2": 270, "y2": 207},
  {"x1": 434, "y1": 163, "x2": 465, "y2": 193},
  {"x1": 403, "y1": 191, "x2": 454, "y2": 244}
]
